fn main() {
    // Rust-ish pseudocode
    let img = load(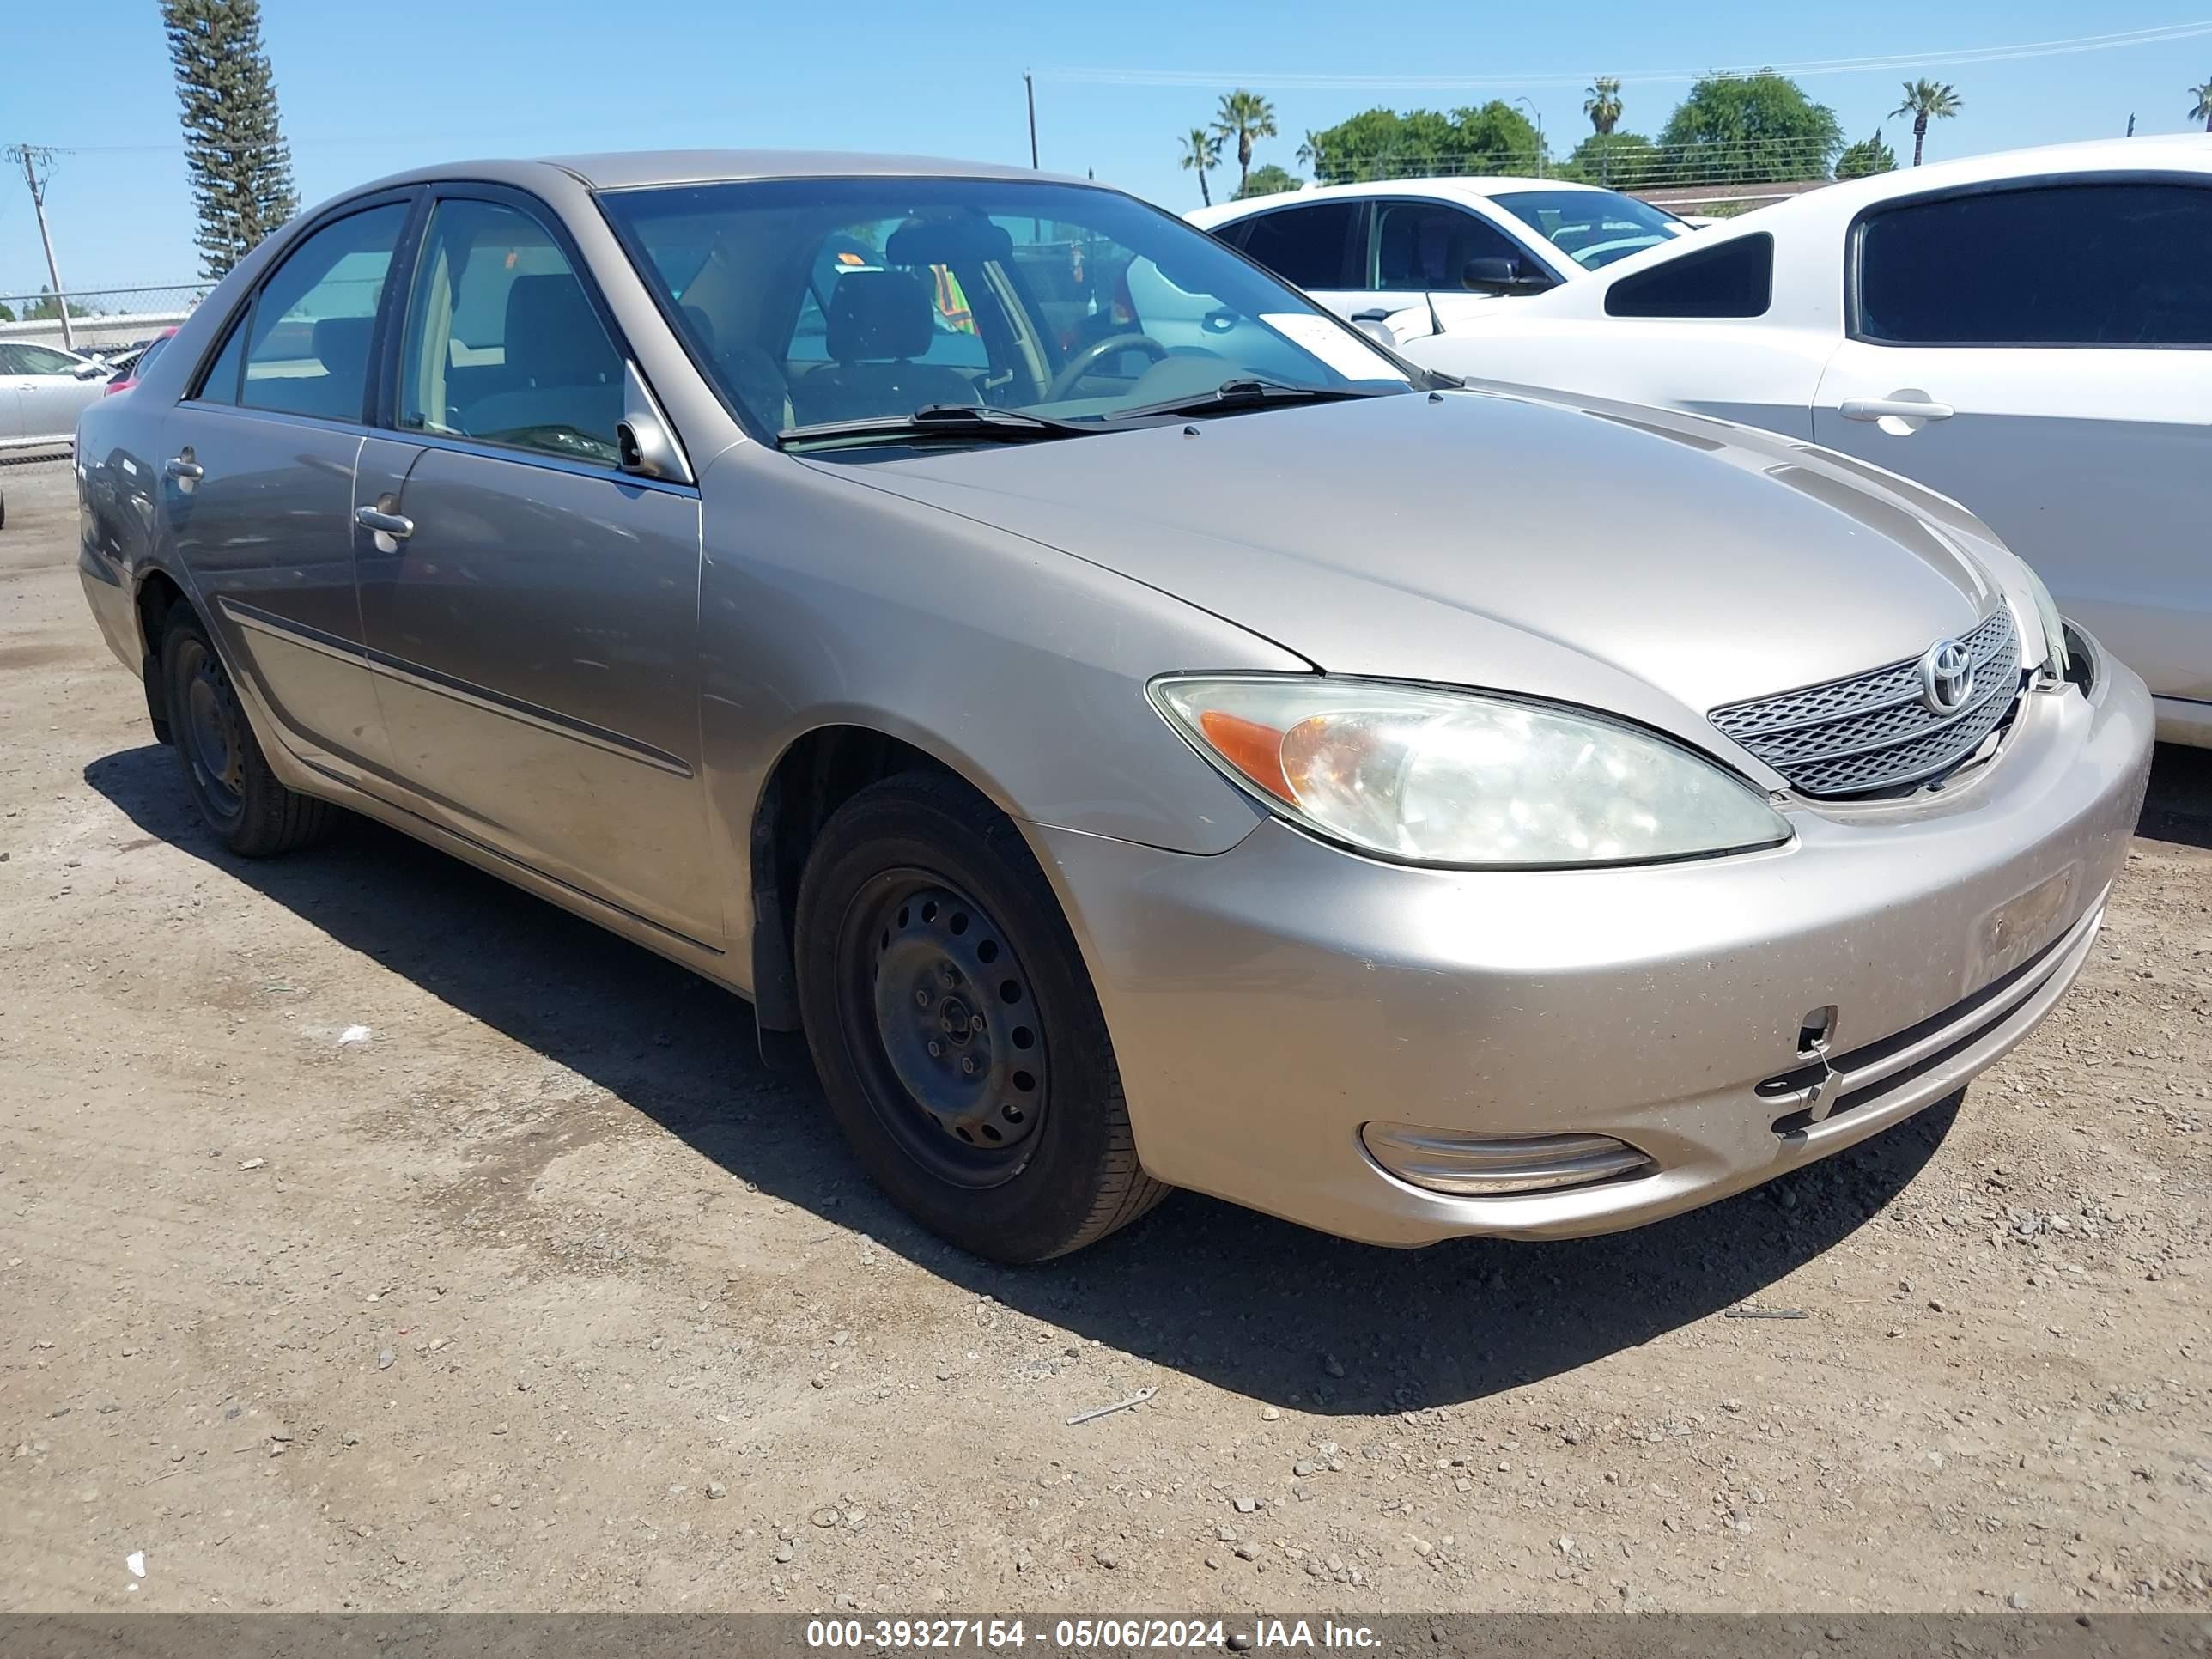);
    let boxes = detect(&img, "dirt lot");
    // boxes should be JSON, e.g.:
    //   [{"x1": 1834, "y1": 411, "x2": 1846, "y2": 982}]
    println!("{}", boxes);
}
[{"x1": 2, "y1": 453, "x2": 2208, "y2": 1617}]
